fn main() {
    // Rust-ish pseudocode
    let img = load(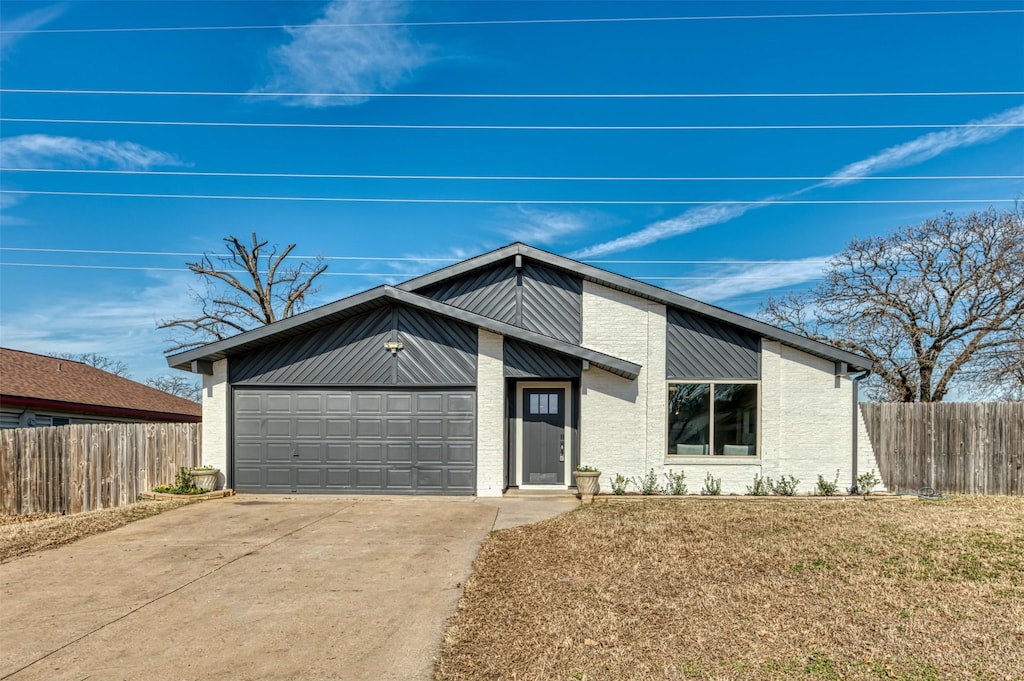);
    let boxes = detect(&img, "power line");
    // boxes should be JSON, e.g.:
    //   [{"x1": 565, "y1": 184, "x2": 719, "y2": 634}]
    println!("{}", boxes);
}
[
  {"x1": 2, "y1": 189, "x2": 1016, "y2": 205},
  {"x1": 1, "y1": 9, "x2": 1019, "y2": 33},
  {"x1": 0, "y1": 247, "x2": 833, "y2": 265},
  {"x1": 0, "y1": 262, "x2": 817, "y2": 282},
  {"x1": 3, "y1": 89, "x2": 1022, "y2": 99},
  {"x1": 3, "y1": 168, "x2": 1019, "y2": 182}
]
